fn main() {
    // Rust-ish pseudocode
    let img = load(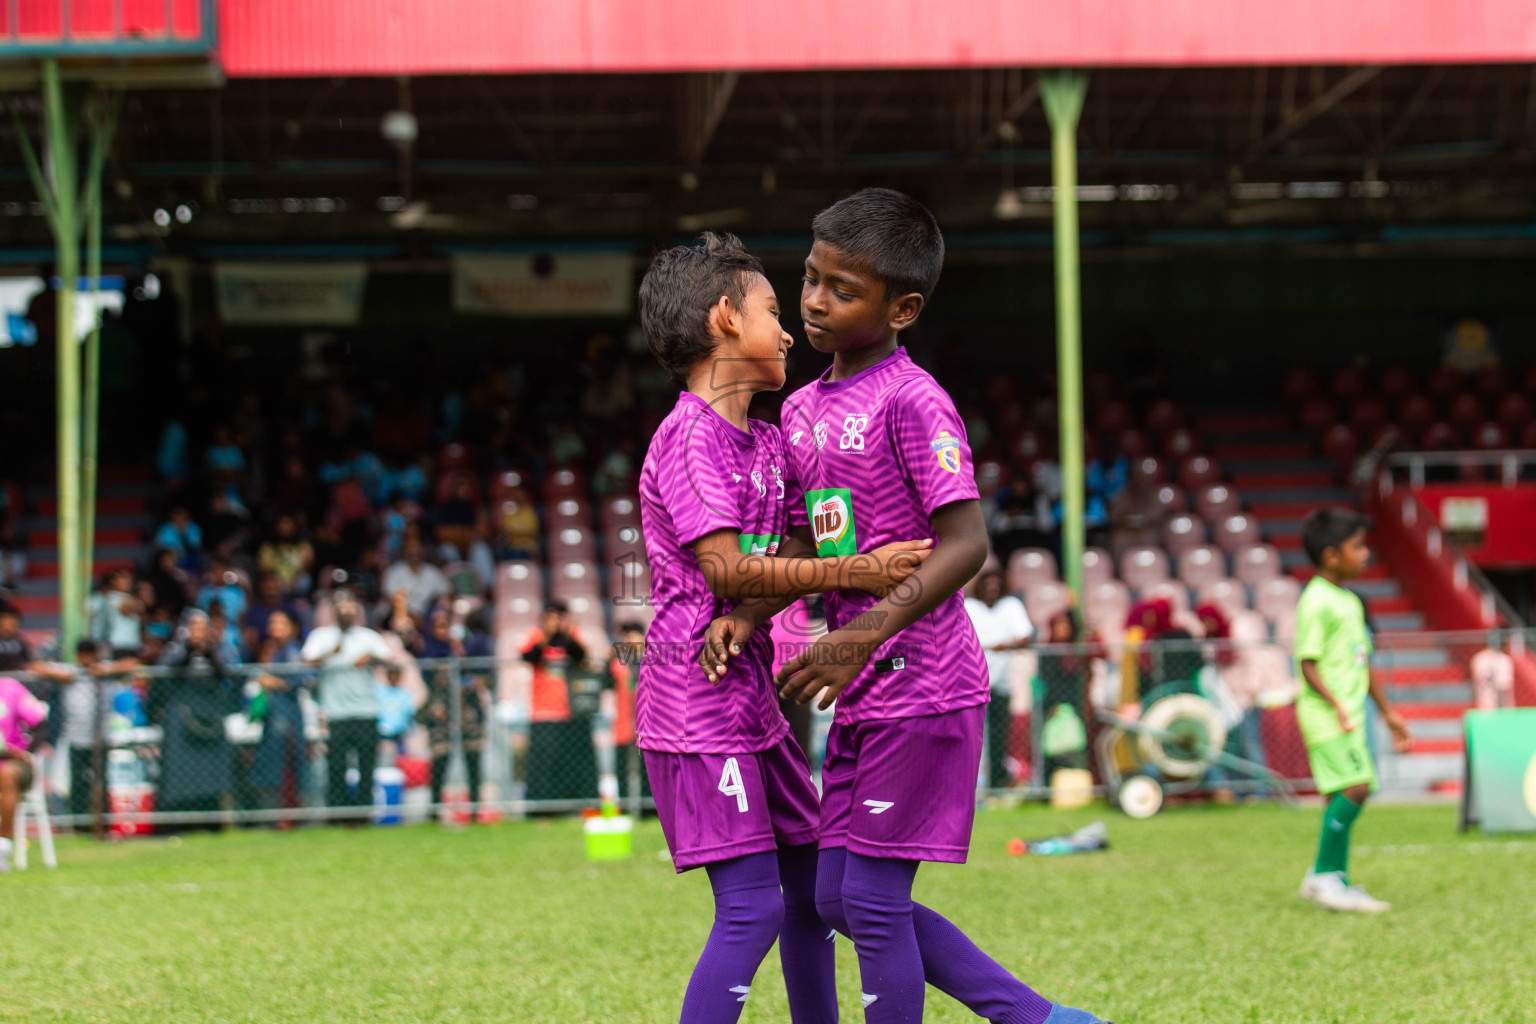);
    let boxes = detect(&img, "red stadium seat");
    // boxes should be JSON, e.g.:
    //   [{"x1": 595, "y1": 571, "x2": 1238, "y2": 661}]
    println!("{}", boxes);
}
[
  {"x1": 1023, "y1": 580, "x2": 1073, "y2": 627},
  {"x1": 1154, "y1": 484, "x2": 1187, "y2": 515},
  {"x1": 495, "y1": 560, "x2": 544, "y2": 602},
  {"x1": 1161, "y1": 427, "x2": 1200, "y2": 460},
  {"x1": 994, "y1": 402, "x2": 1028, "y2": 438},
  {"x1": 1161, "y1": 514, "x2": 1206, "y2": 555},
  {"x1": 983, "y1": 375, "x2": 1020, "y2": 408},
  {"x1": 1196, "y1": 484, "x2": 1241, "y2": 524},
  {"x1": 1523, "y1": 364, "x2": 1536, "y2": 397},
  {"x1": 1010, "y1": 429, "x2": 1047, "y2": 465},
  {"x1": 549, "y1": 526, "x2": 598, "y2": 562},
  {"x1": 1476, "y1": 365, "x2": 1513, "y2": 400},
  {"x1": 1233, "y1": 544, "x2": 1282, "y2": 586},
  {"x1": 1448, "y1": 393, "x2": 1485, "y2": 431},
  {"x1": 1254, "y1": 576, "x2": 1302, "y2": 623},
  {"x1": 1425, "y1": 365, "x2": 1461, "y2": 401},
  {"x1": 1473, "y1": 421, "x2": 1509, "y2": 450},
  {"x1": 1117, "y1": 428, "x2": 1150, "y2": 459},
  {"x1": 564, "y1": 593, "x2": 609, "y2": 646},
  {"x1": 1378, "y1": 366, "x2": 1416, "y2": 403},
  {"x1": 1398, "y1": 394, "x2": 1436, "y2": 436},
  {"x1": 1142, "y1": 580, "x2": 1191, "y2": 616},
  {"x1": 1196, "y1": 578, "x2": 1249, "y2": 618},
  {"x1": 608, "y1": 524, "x2": 647, "y2": 566},
  {"x1": 976, "y1": 459, "x2": 1008, "y2": 492},
  {"x1": 1095, "y1": 401, "x2": 1134, "y2": 437},
  {"x1": 1131, "y1": 455, "x2": 1166, "y2": 484},
  {"x1": 1280, "y1": 367, "x2": 1320, "y2": 404},
  {"x1": 1330, "y1": 366, "x2": 1369, "y2": 401},
  {"x1": 434, "y1": 470, "x2": 482, "y2": 506},
  {"x1": 551, "y1": 559, "x2": 602, "y2": 600},
  {"x1": 1176, "y1": 545, "x2": 1227, "y2": 588},
  {"x1": 1084, "y1": 580, "x2": 1130, "y2": 635},
  {"x1": 548, "y1": 497, "x2": 592, "y2": 530},
  {"x1": 1081, "y1": 547, "x2": 1115, "y2": 585},
  {"x1": 1298, "y1": 398, "x2": 1336, "y2": 433},
  {"x1": 607, "y1": 557, "x2": 652, "y2": 604},
  {"x1": 1007, "y1": 548, "x2": 1059, "y2": 593},
  {"x1": 1215, "y1": 513, "x2": 1262, "y2": 552},
  {"x1": 1524, "y1": 421, "x2": 1536, "y2": 449},
  {"x1": 1180, "y1": 455, "x2": 1220, "y2": 489},
  {"x1": 1321, "y1": 424, "x2": 1358, "y2": 467},
  {"x1": 1349, "y1": 395, "x2": 1390, "y2": 435},
  {"x1": 438, "y1": 442, "x2": 473, "y2": 473},
  {"x1": 1120, "y1": 546, "x2": 1170, "y2": 590},
  {"x1": 600, "y1": 494, "x2": 643, "y2": 532},
  {"x1": 545, "y1": 467, "x2": 587, "y2": 502},
  {"x1": 1144, "y1": 399, "x2": 1183, "y2": 434},
  {"x1": 1421, "y1": 421, "x2": 1460, "y2": 451},
  {"x1": 1497, "y1": 394, "x2": 1534, "y2": 434}
]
